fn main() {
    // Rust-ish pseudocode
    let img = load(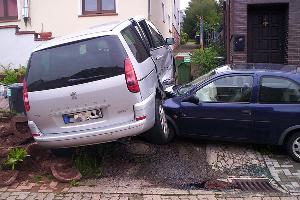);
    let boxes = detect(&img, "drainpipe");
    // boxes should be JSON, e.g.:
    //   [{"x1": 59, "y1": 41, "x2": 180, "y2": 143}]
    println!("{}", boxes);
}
[
  {"x1": 23, "y1": 0, "x2": 29, "y2": 26},
  {"x1": 148, "y1": 0, "x2": 151, "y2": 20}
]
